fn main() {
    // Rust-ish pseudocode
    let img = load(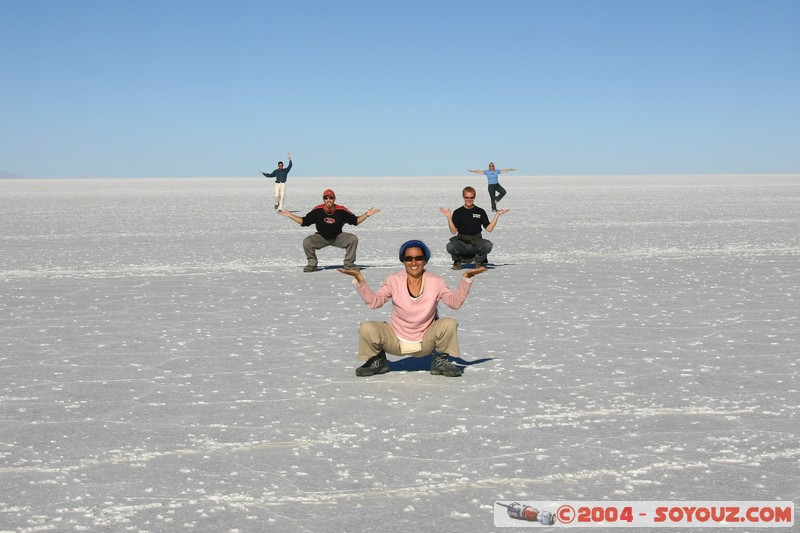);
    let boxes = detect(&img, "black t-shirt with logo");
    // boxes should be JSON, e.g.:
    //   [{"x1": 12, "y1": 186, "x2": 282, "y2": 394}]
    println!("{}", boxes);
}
[
  {"x1": 452, "y1": 206, "x2": 490, "y2": 236},
  {"x1": 301, "y1": 205, "x2": 358, "y2": 239}
]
